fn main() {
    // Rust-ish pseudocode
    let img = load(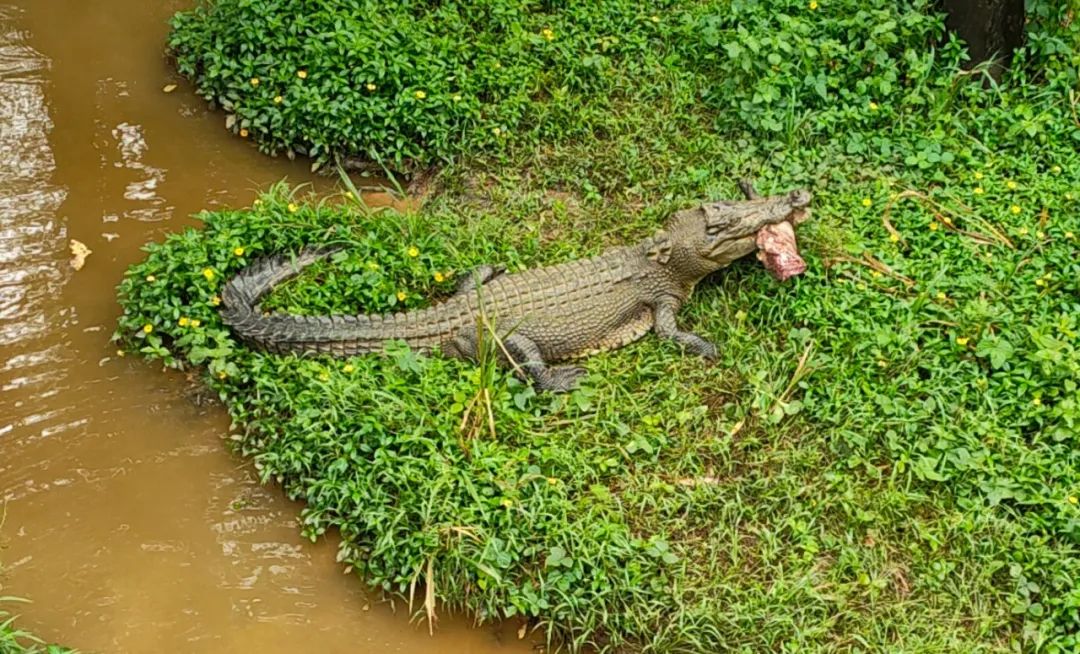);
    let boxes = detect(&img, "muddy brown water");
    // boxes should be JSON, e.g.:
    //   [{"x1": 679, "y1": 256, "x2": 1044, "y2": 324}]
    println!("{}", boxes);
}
[{"x1": 0, "y1": 2, "x2": 538, "y2": 652}]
